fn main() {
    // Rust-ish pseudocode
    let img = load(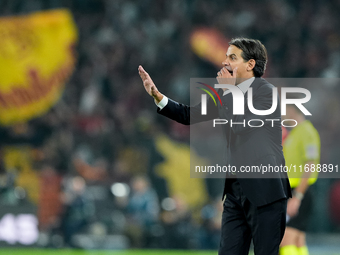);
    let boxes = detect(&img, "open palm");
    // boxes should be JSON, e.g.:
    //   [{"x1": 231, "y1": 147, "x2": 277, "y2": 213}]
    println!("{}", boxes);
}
[{"x1": 138, "y1": 65, "x2": 159, "y2": 97}]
